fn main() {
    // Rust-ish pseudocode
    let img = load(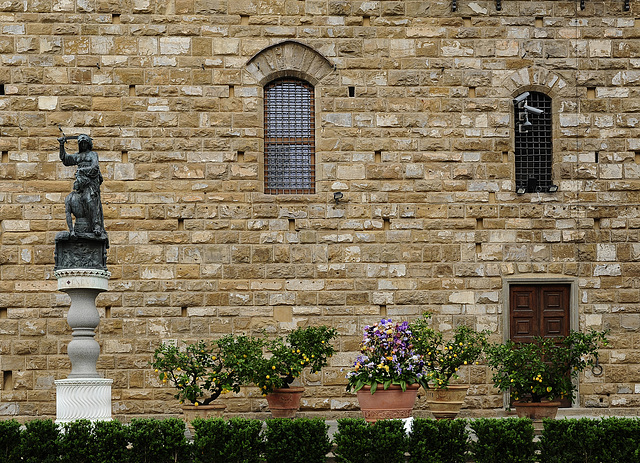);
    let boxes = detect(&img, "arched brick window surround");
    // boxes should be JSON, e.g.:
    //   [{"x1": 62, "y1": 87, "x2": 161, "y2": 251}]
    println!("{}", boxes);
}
[{"x1": 245, "y1": 40, "x2": 334, "y2": 86}]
